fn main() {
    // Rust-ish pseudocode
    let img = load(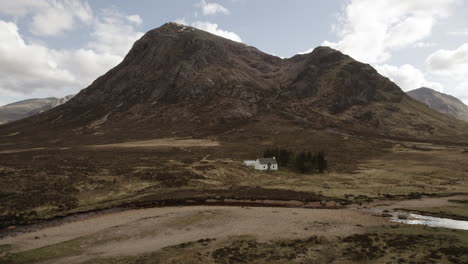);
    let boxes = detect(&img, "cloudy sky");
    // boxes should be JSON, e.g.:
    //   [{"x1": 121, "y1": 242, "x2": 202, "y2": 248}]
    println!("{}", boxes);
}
[{"x1": 0, "y1": 0, "x2": 468, "y2": 106}]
